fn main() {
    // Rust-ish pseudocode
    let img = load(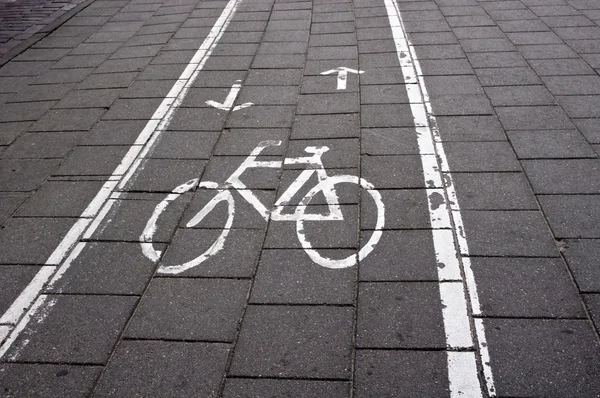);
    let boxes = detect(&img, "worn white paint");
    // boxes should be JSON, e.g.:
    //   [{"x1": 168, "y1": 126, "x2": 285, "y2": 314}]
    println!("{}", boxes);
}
[
  {"x1": 383, "y1": 0, "x2": 494, "y2": 396},
  {"x1": 205, "y1": 80, "x2": 253, "y2": 111},
  {"x1": 145, "y1": 140, "x2": 385, "y2": 273},
  {"x1": 0, "y1": 0, "x2": 244, "y2": 359},
  {"x1": 320, "y1": 67, "x2": 364, "y2": 90}
]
